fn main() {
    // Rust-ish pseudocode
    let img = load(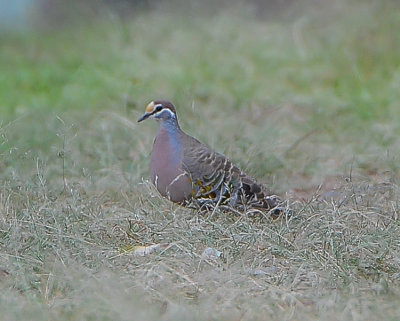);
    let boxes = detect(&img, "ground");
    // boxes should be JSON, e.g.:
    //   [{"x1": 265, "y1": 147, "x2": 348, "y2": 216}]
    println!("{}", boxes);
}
[{"x1": 0, "y1": 0, "x2": 400, "y2": 320}]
